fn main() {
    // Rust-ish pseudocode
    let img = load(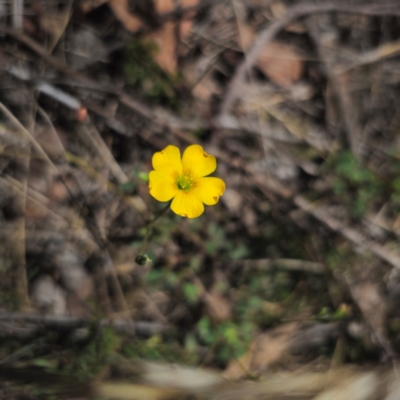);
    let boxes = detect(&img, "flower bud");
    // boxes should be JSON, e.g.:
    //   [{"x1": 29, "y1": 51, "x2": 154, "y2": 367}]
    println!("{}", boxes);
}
[{"x1": 135, "y1": 254, "x2": 151, "y2": 266}]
